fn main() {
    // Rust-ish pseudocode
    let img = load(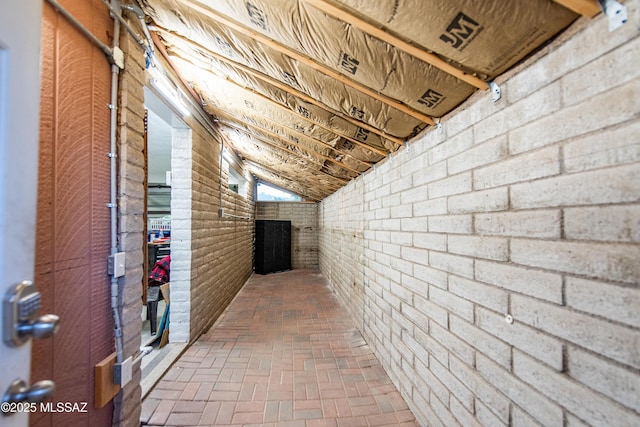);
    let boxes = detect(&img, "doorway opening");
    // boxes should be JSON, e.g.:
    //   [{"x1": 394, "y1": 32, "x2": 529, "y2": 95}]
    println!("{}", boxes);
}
[{"x1": 141, "y1": 87, "x2": 191, "y2": 394}]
